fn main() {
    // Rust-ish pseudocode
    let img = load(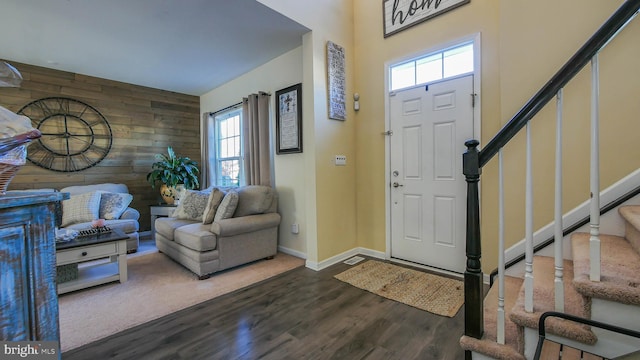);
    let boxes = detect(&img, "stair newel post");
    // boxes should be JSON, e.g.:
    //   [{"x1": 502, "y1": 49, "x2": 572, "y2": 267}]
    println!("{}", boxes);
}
[{"x1": 463, "y1": 139, "x2": 483, "y2": 343}]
